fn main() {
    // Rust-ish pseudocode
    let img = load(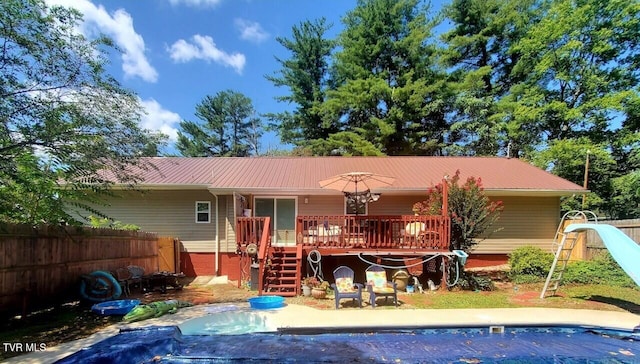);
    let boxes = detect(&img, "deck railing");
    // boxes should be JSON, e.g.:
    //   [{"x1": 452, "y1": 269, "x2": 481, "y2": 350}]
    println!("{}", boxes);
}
[
  {"x1": 236, "y1": 217, "x2": 269, "y2": 249},
  {"x1": 236, "y1": 215, "x2": 451, "y2": 251},
  {"x1": 296, "y1": 215, "x2": 450, "y2": 250}
]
